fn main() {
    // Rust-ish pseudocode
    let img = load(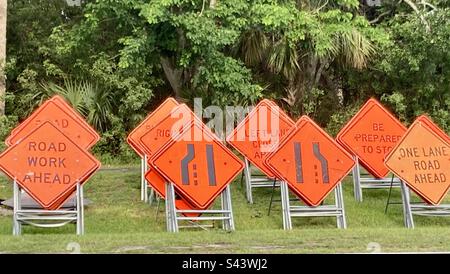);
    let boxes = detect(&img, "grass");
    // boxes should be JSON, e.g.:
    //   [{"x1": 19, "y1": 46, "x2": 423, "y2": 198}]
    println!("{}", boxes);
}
[{"x1": 0, "y1": 167, "x2": 450, "y2": 253}]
